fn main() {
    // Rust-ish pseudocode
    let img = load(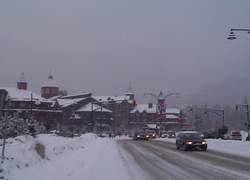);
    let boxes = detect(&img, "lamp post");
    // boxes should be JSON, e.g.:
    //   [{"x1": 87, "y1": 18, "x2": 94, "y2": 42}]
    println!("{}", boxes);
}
[
  {"x1": 227, "y1": 28, "x2": 250, "y2": 140},
  {"x1": 227, "y1": 28, "x2": 250, "y2": 40},
  {"x1": 144, "y1": 91, "x2": 180, "y2": 134}
]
